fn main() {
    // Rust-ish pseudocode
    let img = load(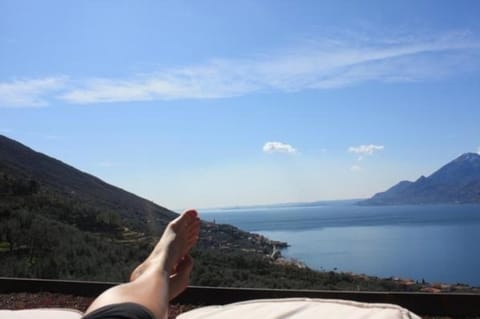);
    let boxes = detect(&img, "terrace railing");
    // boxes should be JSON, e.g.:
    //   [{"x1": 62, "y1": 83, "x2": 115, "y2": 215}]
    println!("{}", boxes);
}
[{"x1": 1, "y1": 277, "x2": 479, "y2": 317}]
